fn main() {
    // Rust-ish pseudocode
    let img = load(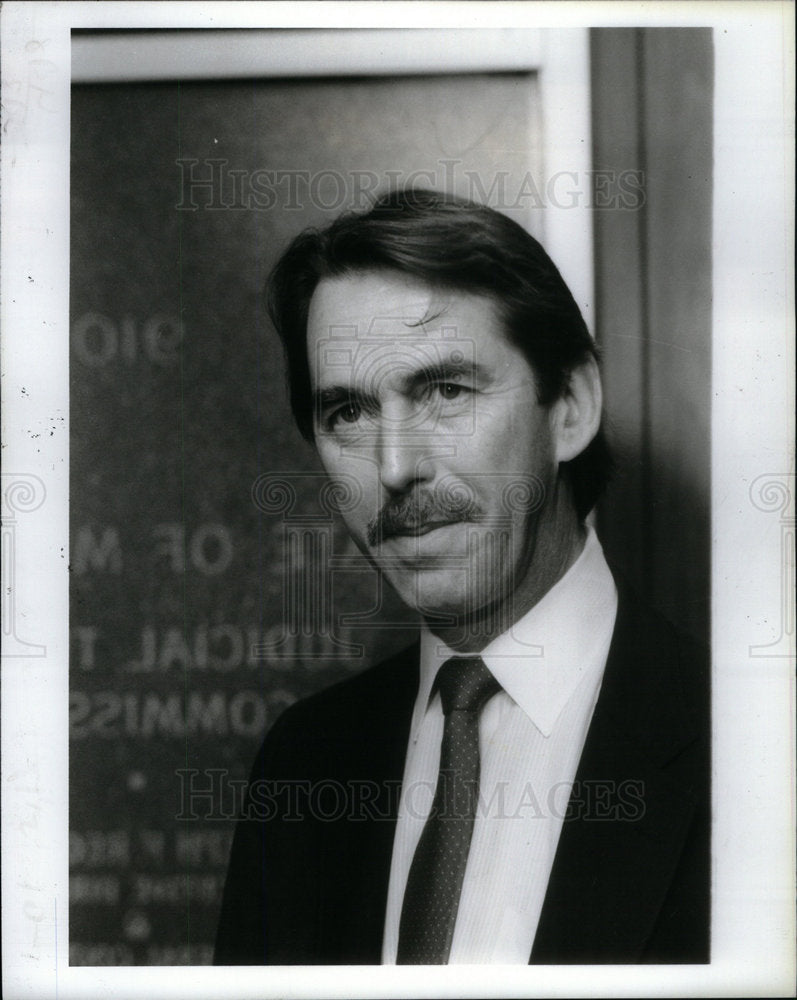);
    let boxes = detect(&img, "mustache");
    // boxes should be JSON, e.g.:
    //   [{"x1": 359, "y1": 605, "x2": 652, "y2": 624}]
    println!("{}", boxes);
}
[{"x1": 367, "y1": 486, "x2": 485, "y2": 546}]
